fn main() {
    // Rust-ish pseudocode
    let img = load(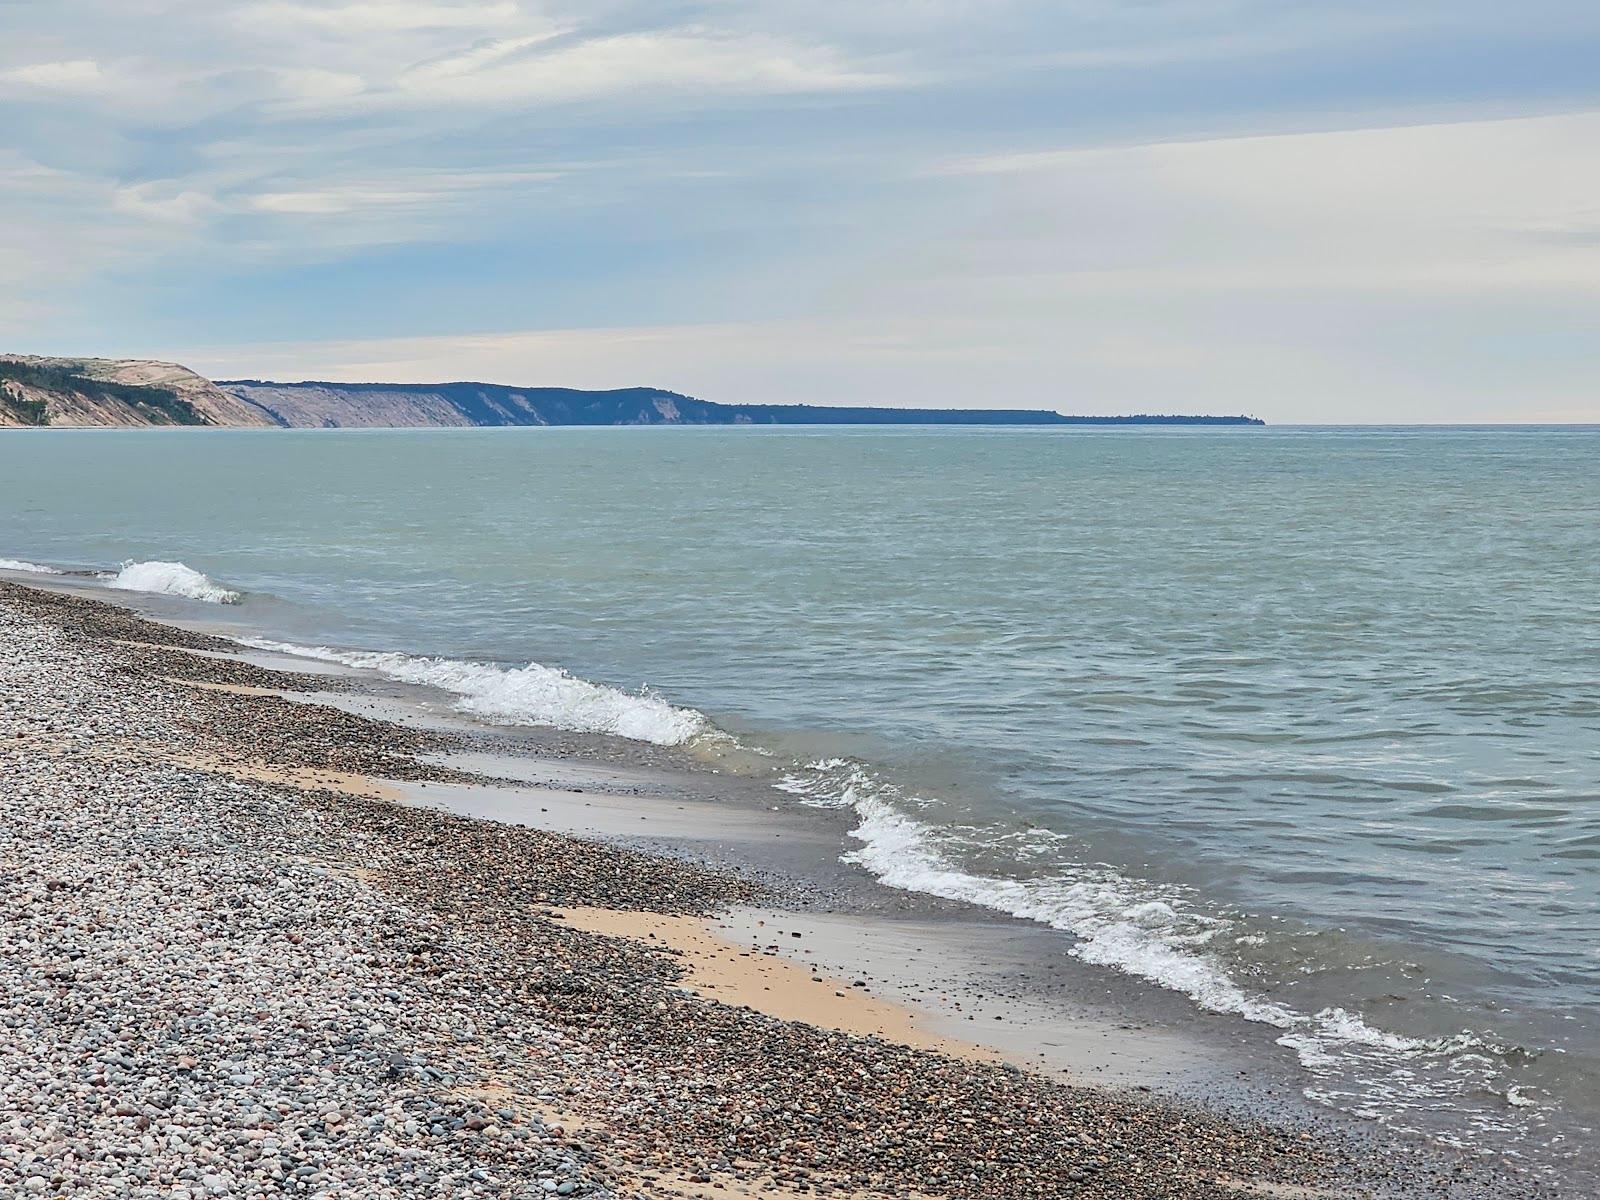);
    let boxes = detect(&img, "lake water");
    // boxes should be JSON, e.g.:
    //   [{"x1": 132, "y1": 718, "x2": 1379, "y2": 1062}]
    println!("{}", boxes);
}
[{"x1": 2, "y1": 425, "x2": 1595, "y2": 1174}]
